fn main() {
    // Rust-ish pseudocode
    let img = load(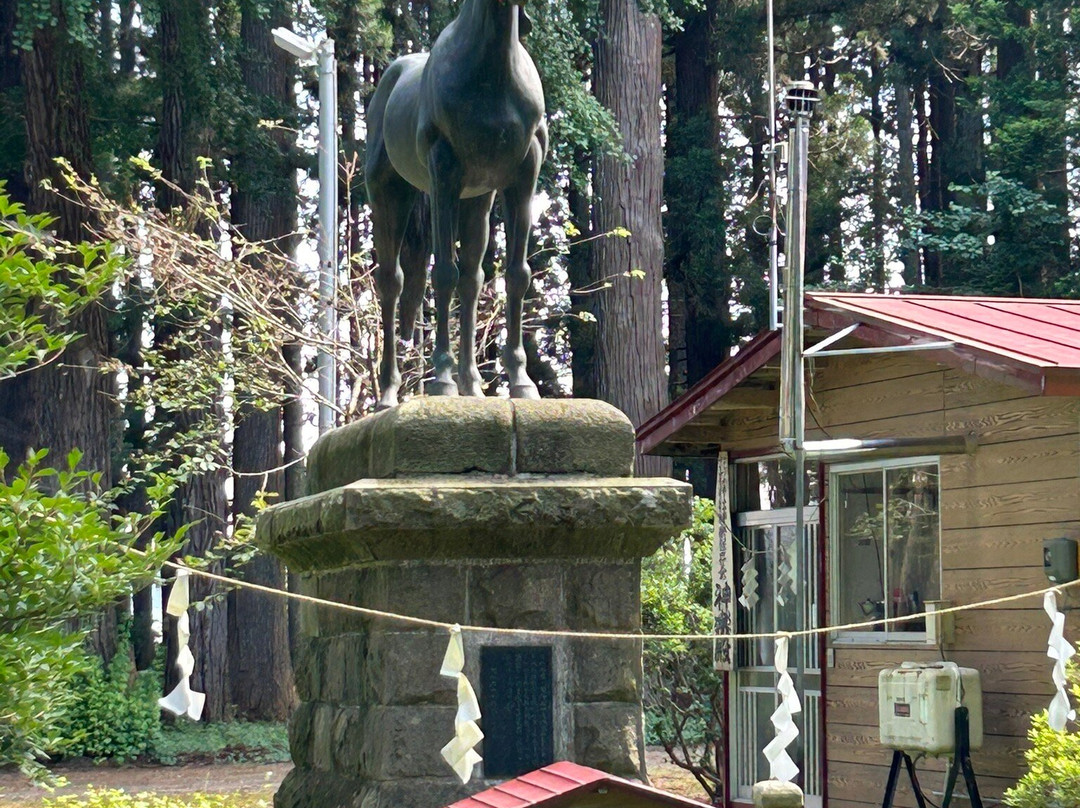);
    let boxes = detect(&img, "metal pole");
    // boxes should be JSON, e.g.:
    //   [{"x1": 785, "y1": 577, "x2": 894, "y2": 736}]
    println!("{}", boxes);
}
[
  {"x1": 317, "y1": 40, "x2": 338, "y2": 435},
  {"x1": 766, "y1": 0, "x2": 779, "y2": 331}
]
